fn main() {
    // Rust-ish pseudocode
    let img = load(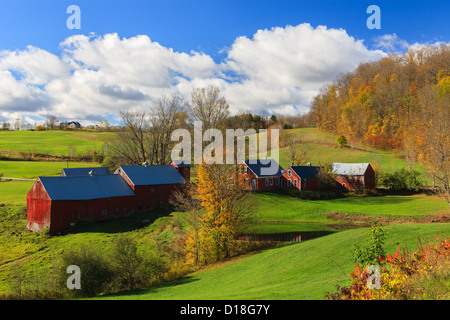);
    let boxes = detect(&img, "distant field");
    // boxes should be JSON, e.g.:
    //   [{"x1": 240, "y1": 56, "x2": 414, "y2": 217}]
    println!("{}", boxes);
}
[{"x1": 0, "y1": 130, "x2": 115, "y2": 157}]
